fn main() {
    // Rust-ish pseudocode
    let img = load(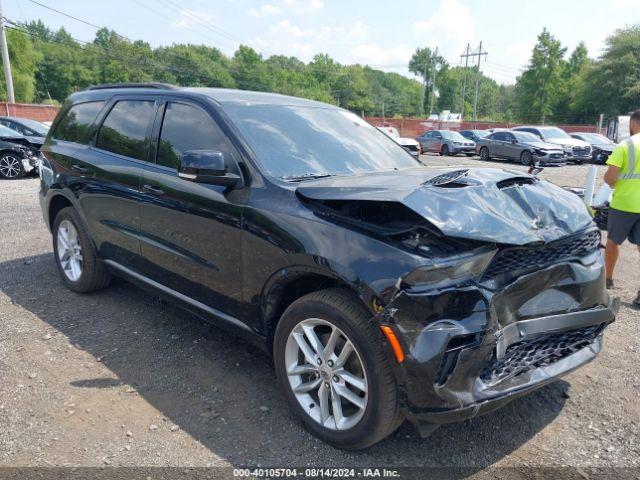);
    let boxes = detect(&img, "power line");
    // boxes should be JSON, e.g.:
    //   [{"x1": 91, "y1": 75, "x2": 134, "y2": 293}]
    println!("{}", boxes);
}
[{"x1": 28, "y1": 0, "x2": 102, "y2": 30}]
